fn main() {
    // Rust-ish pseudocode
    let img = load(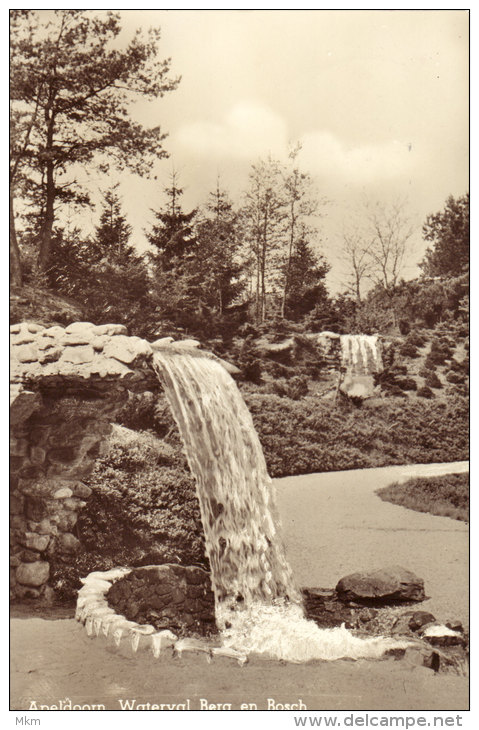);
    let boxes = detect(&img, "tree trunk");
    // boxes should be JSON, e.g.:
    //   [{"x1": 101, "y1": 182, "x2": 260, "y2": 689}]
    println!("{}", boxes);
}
[
  {"x1": 255, "y1": 244, "x2": 261, "y2": 323},
  {"x1": 37, "y1": 158, "x2": 55, "y2": 272},
  {"x1": 9, "y1": 193, "x2": 22, "y2": 287},
  {"x1": 261, "y1": 237, "x2": 267, "y2": 323},
  {"x1": 280, "y1": 203, "x2": 296, "y2": 319},
  {"x1": 37, "y1": 95, "x2": 56, "y2": 273}
]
